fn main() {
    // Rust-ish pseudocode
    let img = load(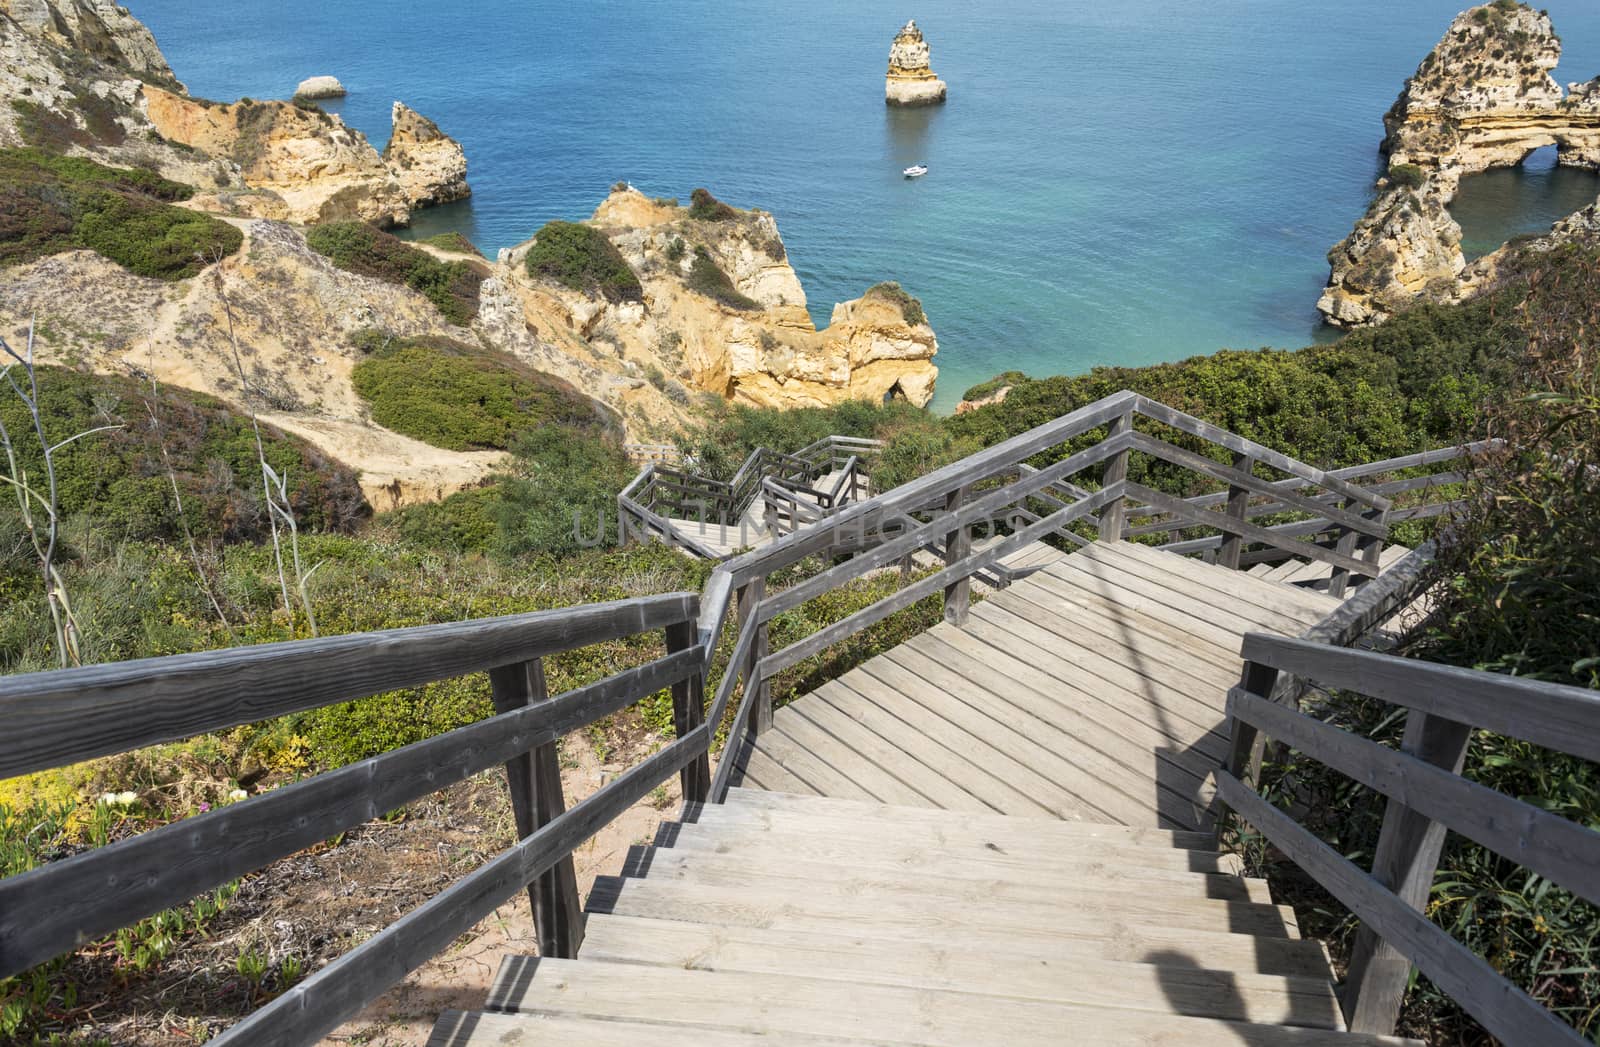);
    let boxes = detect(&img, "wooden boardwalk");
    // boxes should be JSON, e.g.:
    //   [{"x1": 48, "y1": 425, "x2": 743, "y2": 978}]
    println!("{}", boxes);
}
[{"x1": 734, "y1": 540, "x2": 1337, "y2": 831}]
